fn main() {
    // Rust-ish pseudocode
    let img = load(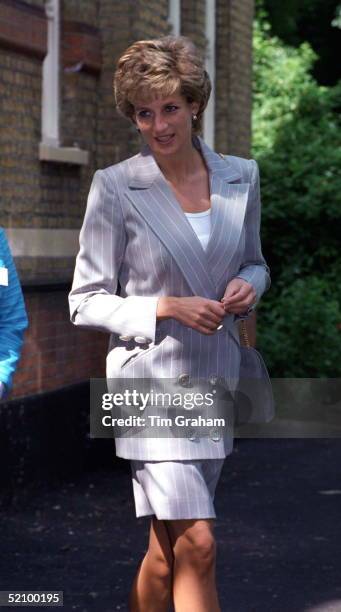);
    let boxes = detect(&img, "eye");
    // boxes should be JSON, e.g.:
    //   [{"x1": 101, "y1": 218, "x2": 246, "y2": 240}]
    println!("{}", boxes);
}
[
  {"x1": 136, "y1": 109, "x2": 151, "y2": 119},
  {"x1": 165, "y1": 105, "x2": 178, "y2": 113}
]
